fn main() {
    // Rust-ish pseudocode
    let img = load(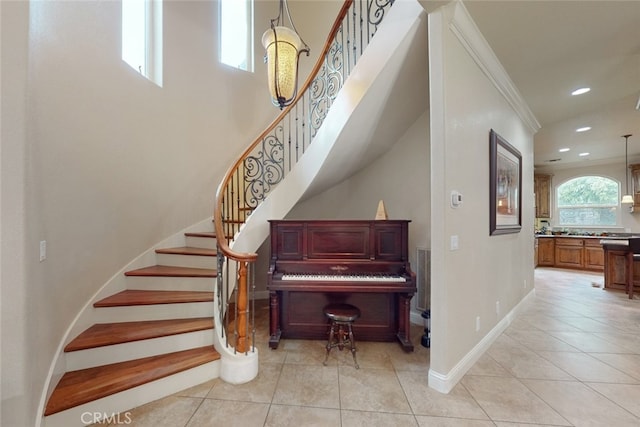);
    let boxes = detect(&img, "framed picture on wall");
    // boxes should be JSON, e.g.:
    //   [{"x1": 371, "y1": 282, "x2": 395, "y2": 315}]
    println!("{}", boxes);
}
[{"x1": 489, "y1": 129, "x2": 522, "y2": 235}]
